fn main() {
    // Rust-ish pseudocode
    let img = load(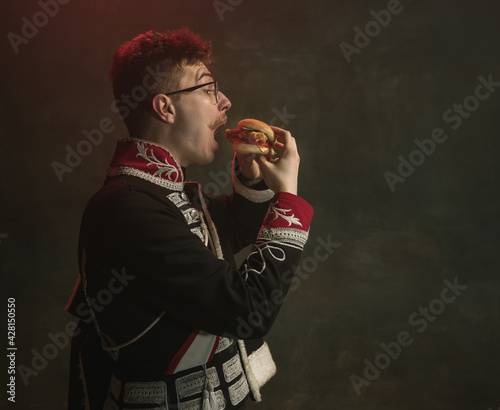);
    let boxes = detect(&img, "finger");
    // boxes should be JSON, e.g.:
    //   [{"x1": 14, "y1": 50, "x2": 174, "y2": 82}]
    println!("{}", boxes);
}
[
  {"x1": 276, "y1": 133, "x2": 297, "y2": 159},
  {"x1": 269, "y1": 125, "x2": 288, "y2": 135},
  {"x1": 269, "y1": 126, "x2": 290, "y2": 143},
  {"x1": 256, "y1": 154, "x2": 271, "y2": 167},
  {"x1": 269, "y1": 126, "x2": 296, "y2": 149},
  {"x1": 244, "y1": 153, "x2": 257, "y2": 163}
]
